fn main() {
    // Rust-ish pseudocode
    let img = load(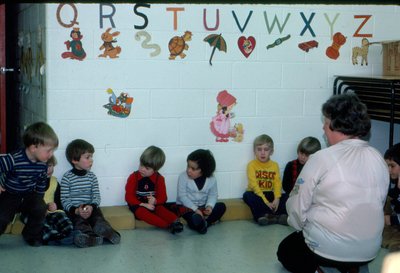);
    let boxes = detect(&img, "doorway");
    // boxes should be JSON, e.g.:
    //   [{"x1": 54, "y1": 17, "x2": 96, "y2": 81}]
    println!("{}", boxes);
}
[{"x1": 0, "y1": 3, "x2": 20, "y2": 153}]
